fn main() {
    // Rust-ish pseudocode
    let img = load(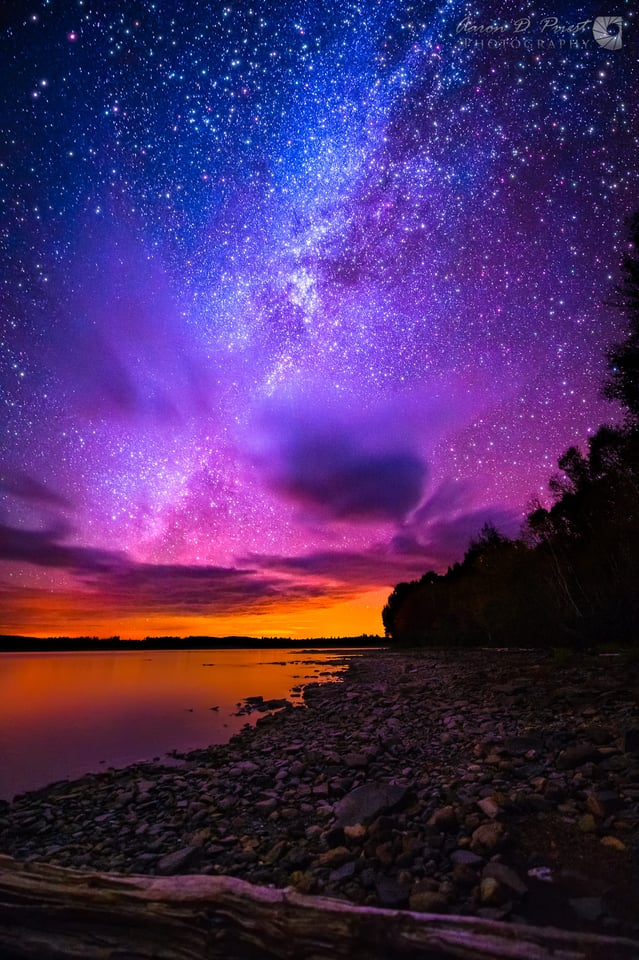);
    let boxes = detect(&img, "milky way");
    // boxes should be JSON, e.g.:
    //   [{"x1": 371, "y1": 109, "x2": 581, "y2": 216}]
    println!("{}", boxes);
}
[{"x1": 1, "y1": 0, "x2": 637, "y2": 637}]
